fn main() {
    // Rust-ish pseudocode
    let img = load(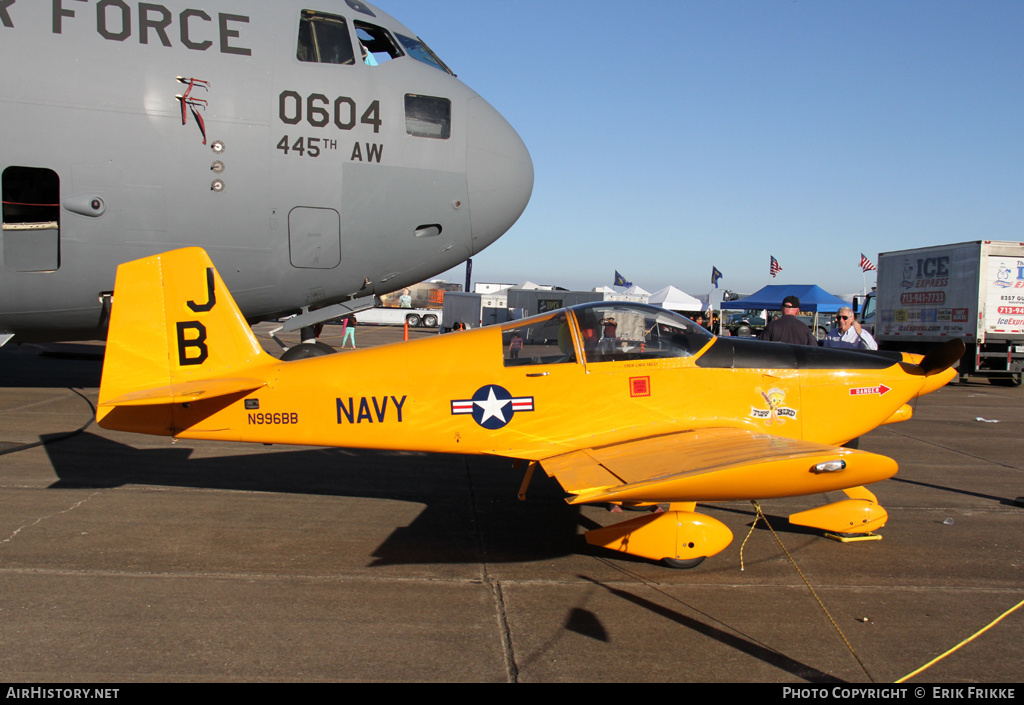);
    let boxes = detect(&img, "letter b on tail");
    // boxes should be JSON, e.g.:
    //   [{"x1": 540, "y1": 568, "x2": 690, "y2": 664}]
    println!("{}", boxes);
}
[{"x1": 176, "y1": 321, "x2": 209, "y2": 365}]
